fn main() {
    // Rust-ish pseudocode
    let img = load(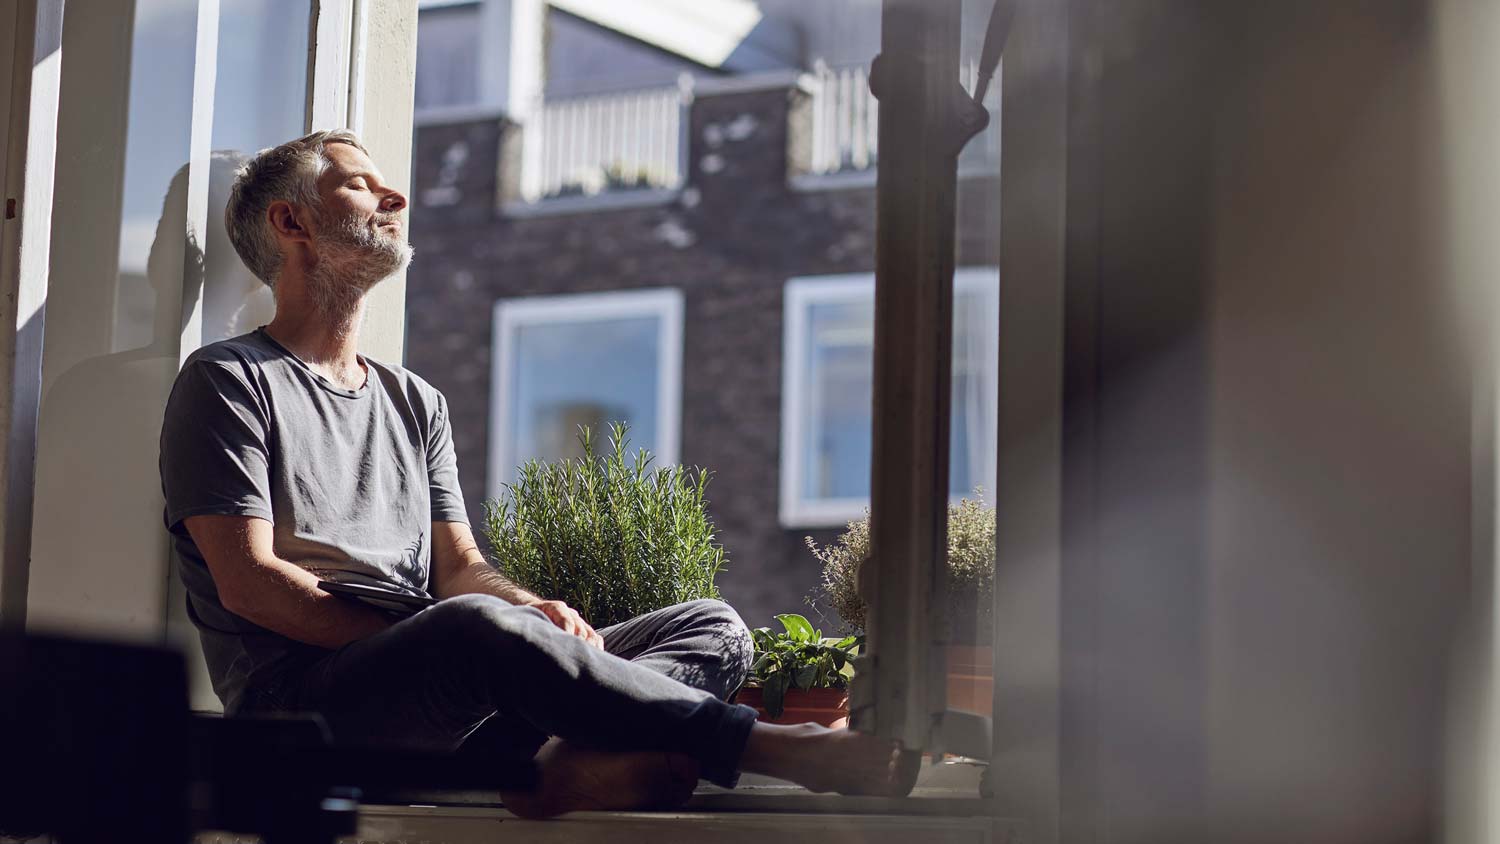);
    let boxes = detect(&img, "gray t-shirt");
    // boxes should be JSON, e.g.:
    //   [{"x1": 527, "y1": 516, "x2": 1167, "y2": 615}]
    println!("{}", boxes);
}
[{"x1": 159, "y1": 328, "x2": 467, "y2": 712}]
